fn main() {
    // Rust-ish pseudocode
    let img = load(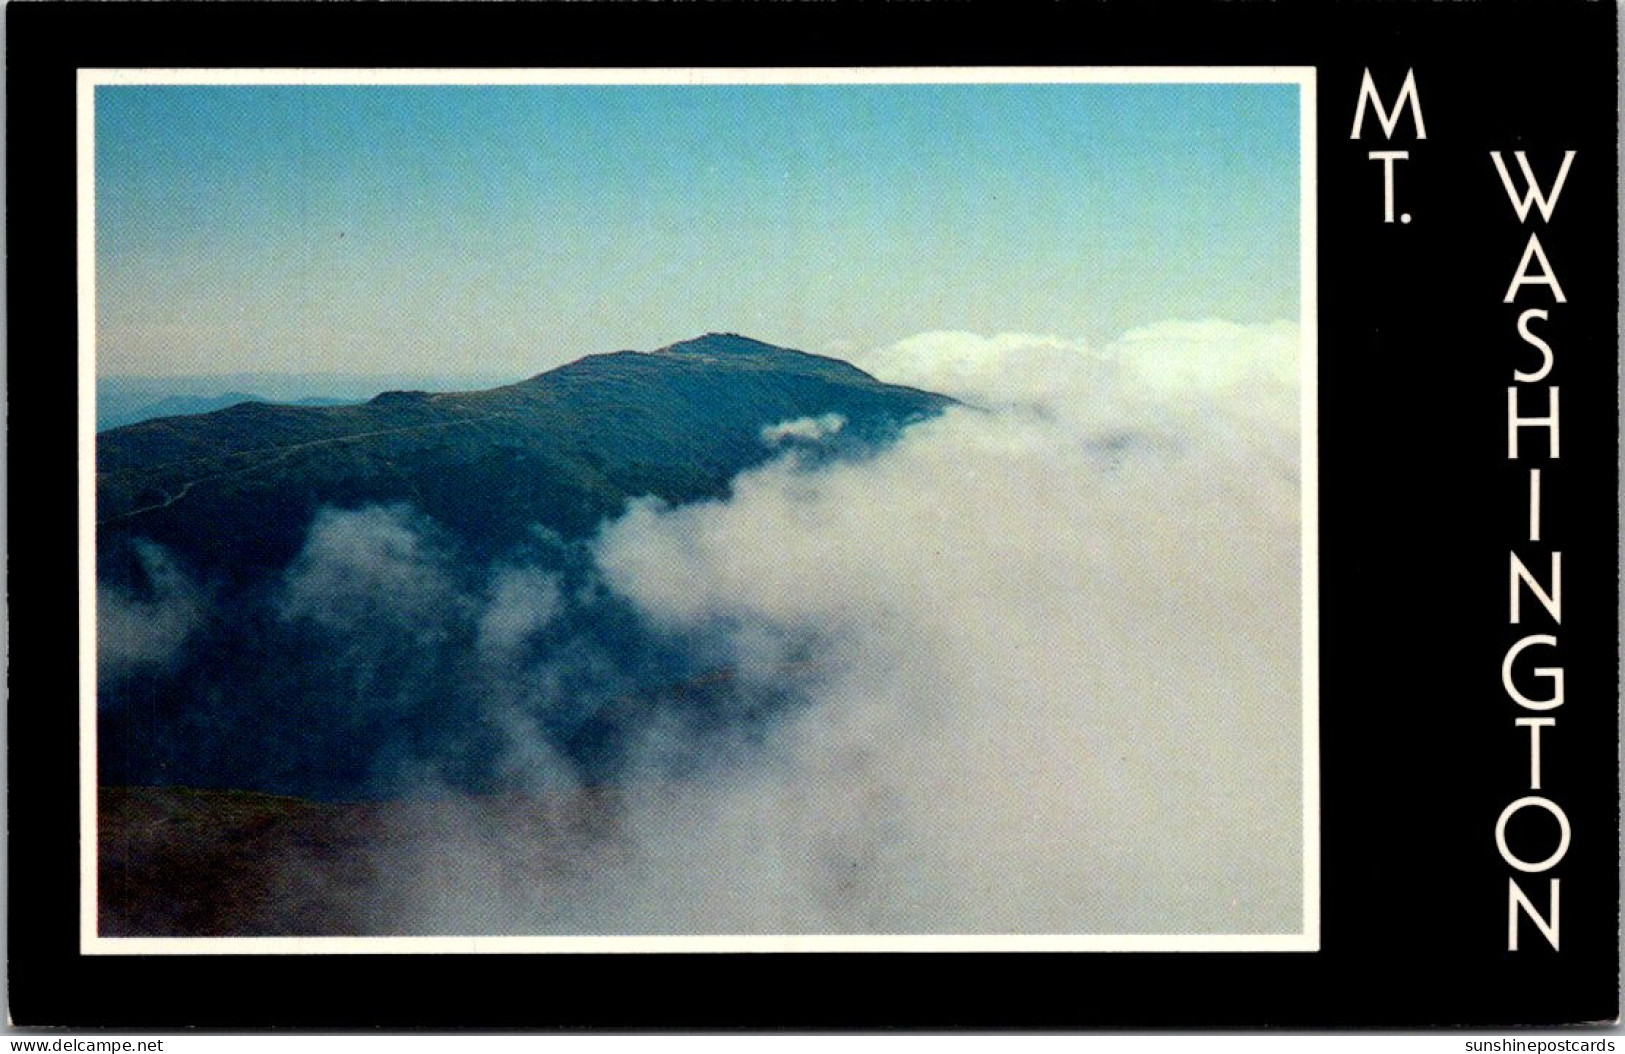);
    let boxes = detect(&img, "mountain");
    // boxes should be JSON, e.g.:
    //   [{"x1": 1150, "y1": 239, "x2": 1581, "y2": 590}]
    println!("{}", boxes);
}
[
  {"x1": 96, "y1": 334, "x2": 956, "y2": 800},
  {"x1": 97, "y1": 333, "x2": 954, "y2": 588},
  {"x1": 98, "y1": 784, "x2": 628, "y2": 936}
]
